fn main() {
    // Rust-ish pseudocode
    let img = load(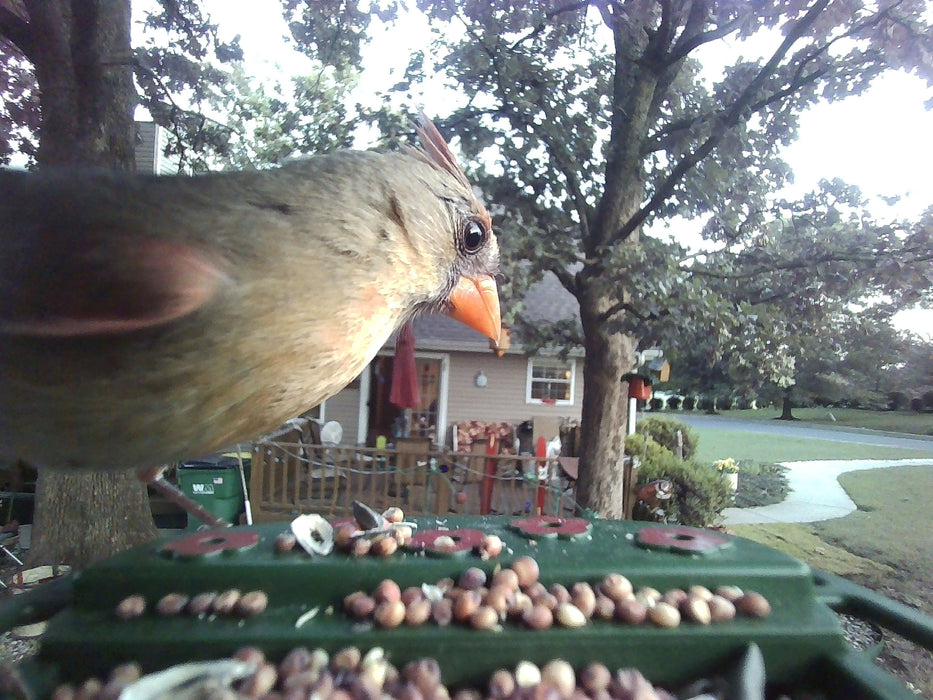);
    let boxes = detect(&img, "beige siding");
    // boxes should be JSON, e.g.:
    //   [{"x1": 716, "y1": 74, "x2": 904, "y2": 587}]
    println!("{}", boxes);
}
[
  {"x1": 134, "y1": 122, "x2": 180, "y2": 175},
  {"x1": 323, "y1": 384, "x2": 360, "y2": 444},
  {"x1": 445, "y1": 351, "x2": 582, "y2": 428},
  {"x1": 134, "y1": 122, "x2": 157, "y2": 174},
  {"x1": 323, "y1": 351, "x2": 583, "y2": 447}
]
